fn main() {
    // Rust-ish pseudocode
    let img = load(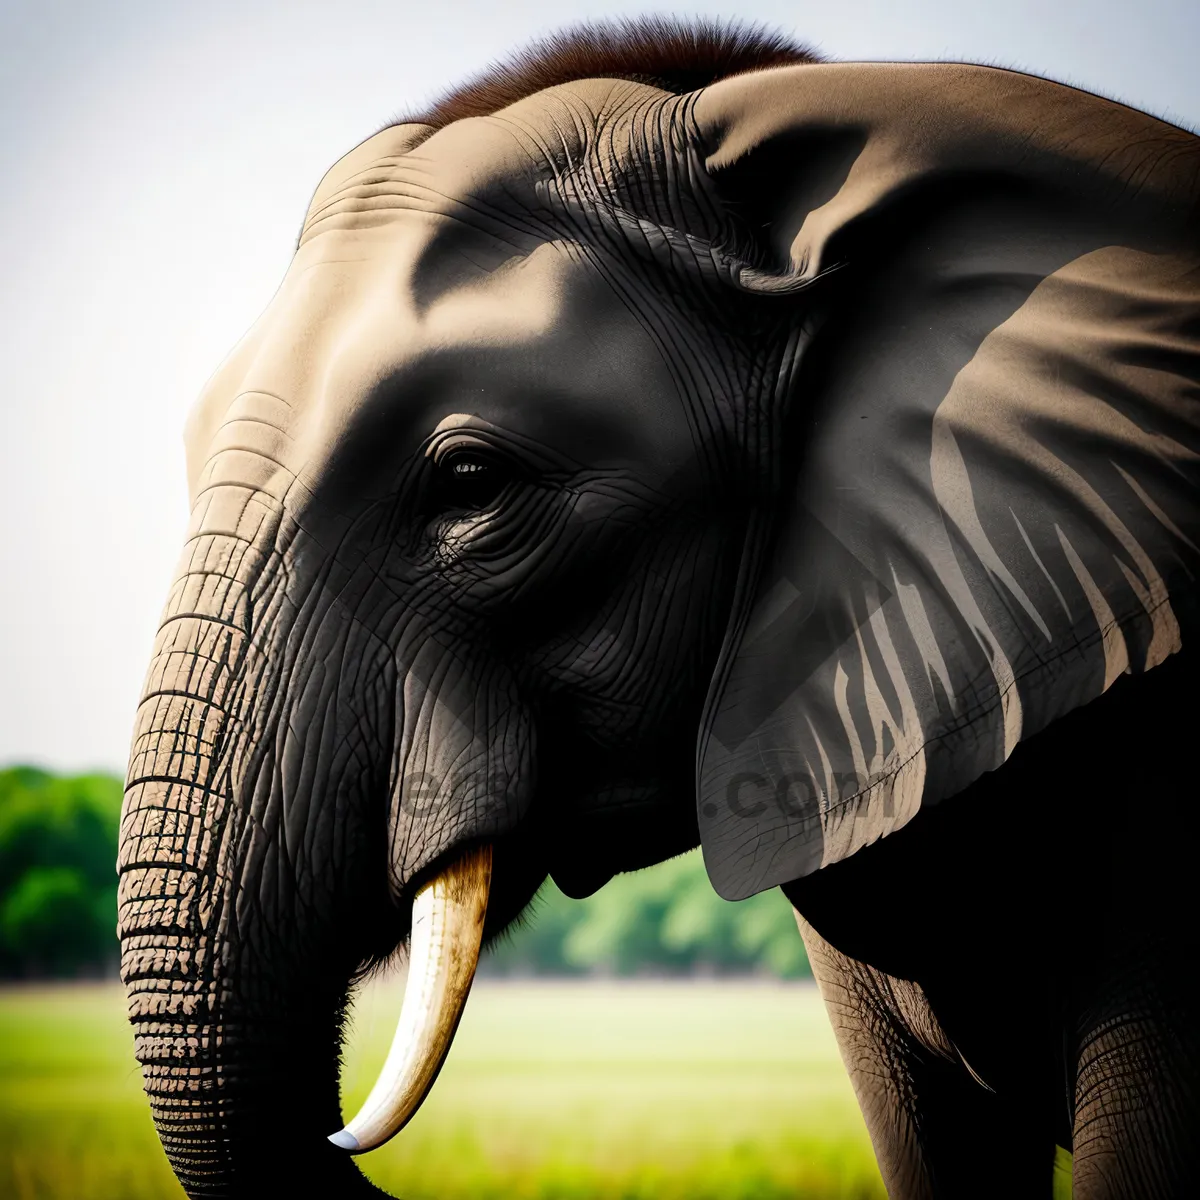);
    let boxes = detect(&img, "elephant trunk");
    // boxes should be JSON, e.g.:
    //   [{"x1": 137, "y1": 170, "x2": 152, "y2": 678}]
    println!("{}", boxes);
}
[{"x1": 117, "y1": 514, "x2": 386, "y2": 1197}]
